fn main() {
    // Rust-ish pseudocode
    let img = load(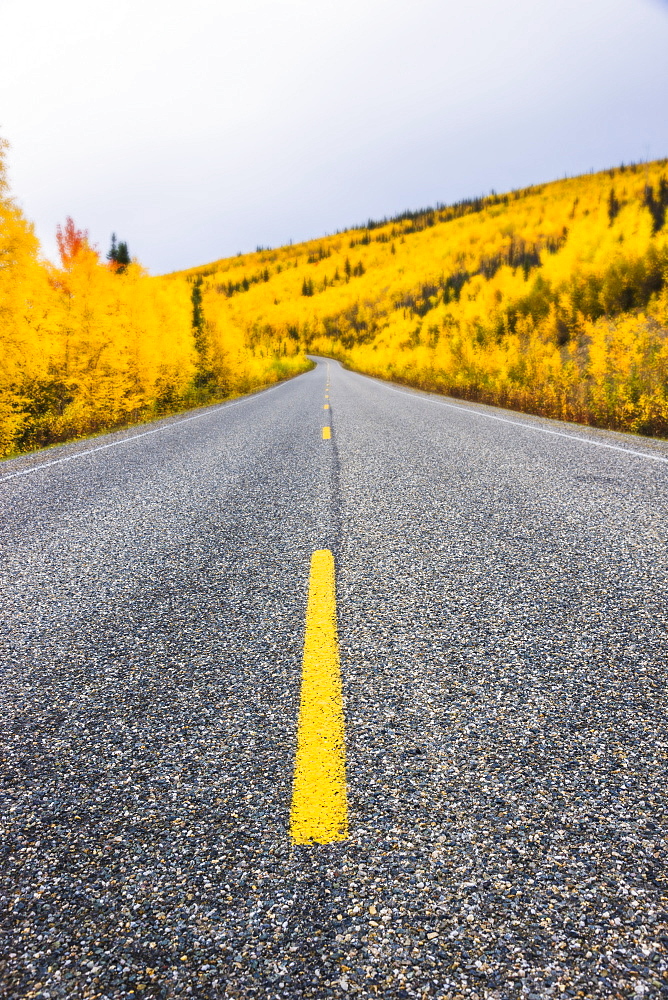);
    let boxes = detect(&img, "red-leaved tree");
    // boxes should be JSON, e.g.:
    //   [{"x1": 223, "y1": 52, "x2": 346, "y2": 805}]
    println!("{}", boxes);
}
[{"x1": 56, "y1": 217, "x2": 98, "y2": 269}]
